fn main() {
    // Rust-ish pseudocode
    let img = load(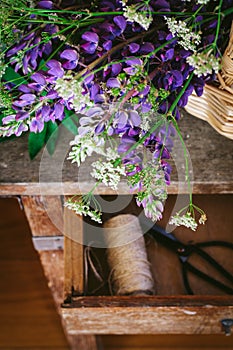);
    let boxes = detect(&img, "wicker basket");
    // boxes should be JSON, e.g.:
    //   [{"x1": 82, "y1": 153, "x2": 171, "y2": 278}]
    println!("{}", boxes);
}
[{"x1": 185, "y1": 22, "x2": 233, "y2": 140}]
